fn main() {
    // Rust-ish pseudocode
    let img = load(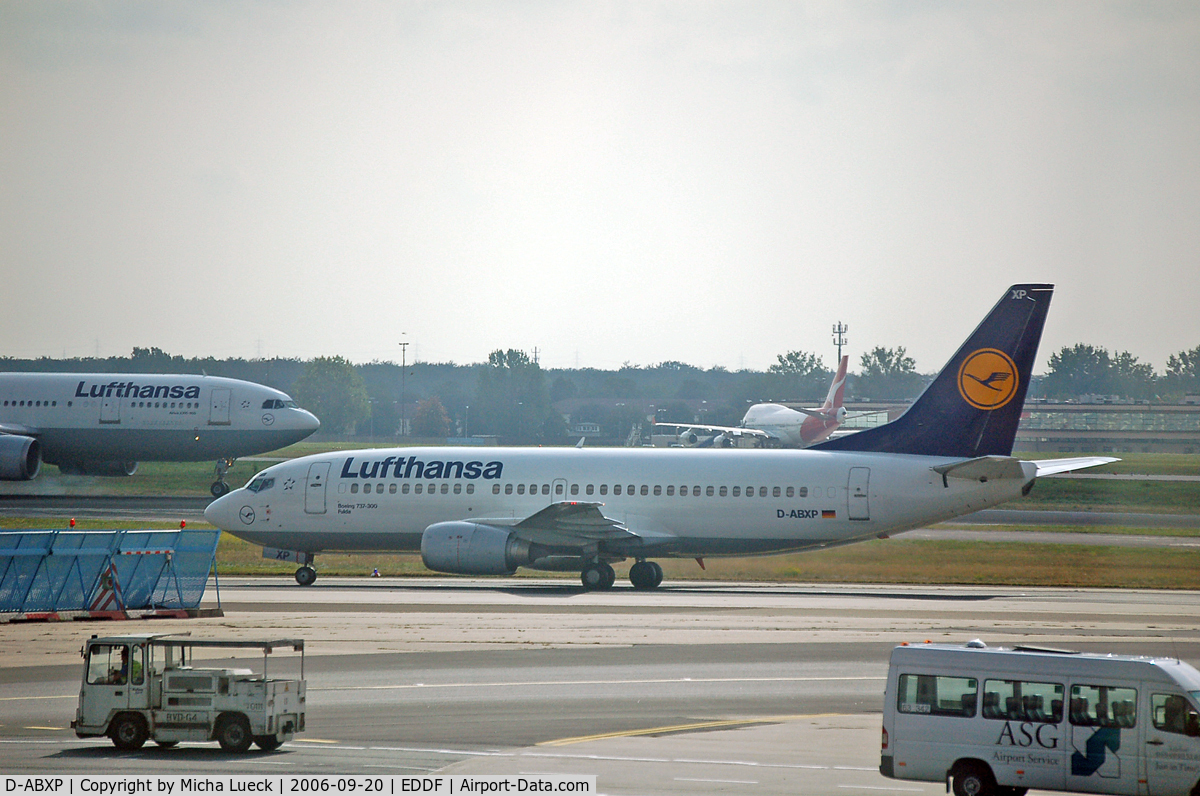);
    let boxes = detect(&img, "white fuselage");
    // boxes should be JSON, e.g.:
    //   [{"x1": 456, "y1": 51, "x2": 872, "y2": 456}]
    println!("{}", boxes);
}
[
  {"x1": 0, "y1": 373, "x2": 320, "y2": 466},
  {"x1": 206, "y1": 446, "x2": 1036, "y2": 559}
]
